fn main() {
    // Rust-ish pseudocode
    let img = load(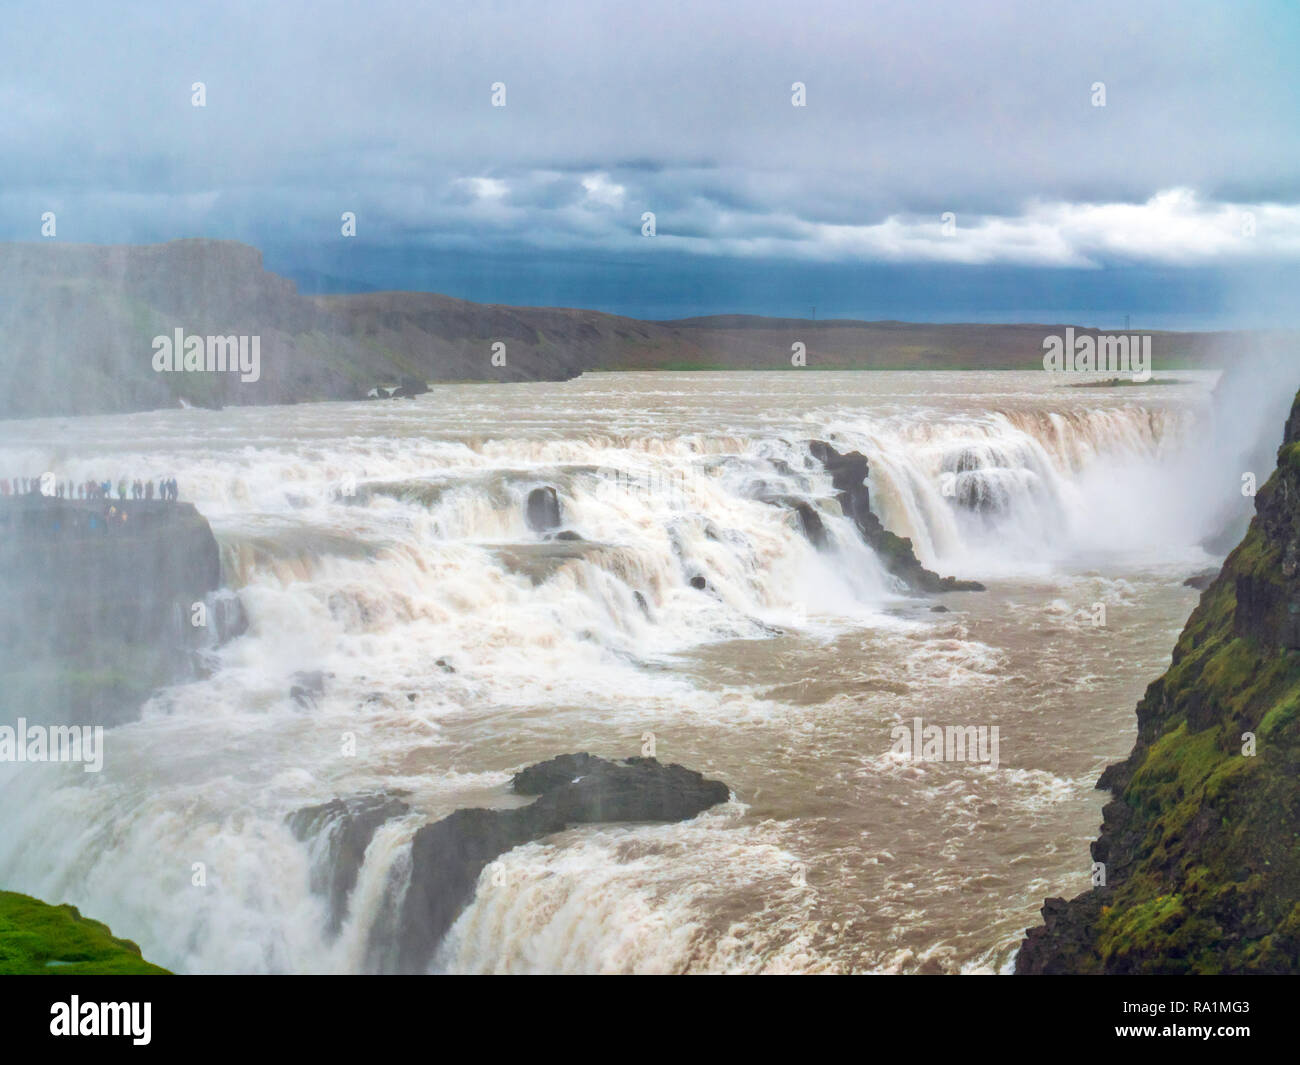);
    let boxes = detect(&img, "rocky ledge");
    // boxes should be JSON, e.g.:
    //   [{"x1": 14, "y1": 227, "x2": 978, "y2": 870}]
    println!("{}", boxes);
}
[
  {"x1": 808, "y1": 440, "x2": 985, "y2": 593},
  {"x1": 1017, "y1": 386, "x2": 1300, "y2": 974},
  {"x1": 0, "y1": 497, "x2": 243, "y2": 726},
  {"x1": 397, "y1": 753, "x2": 729, "y2": 971},
  {"x1": 289, "y1": 753, "x2": 730, "y2": 973}
]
